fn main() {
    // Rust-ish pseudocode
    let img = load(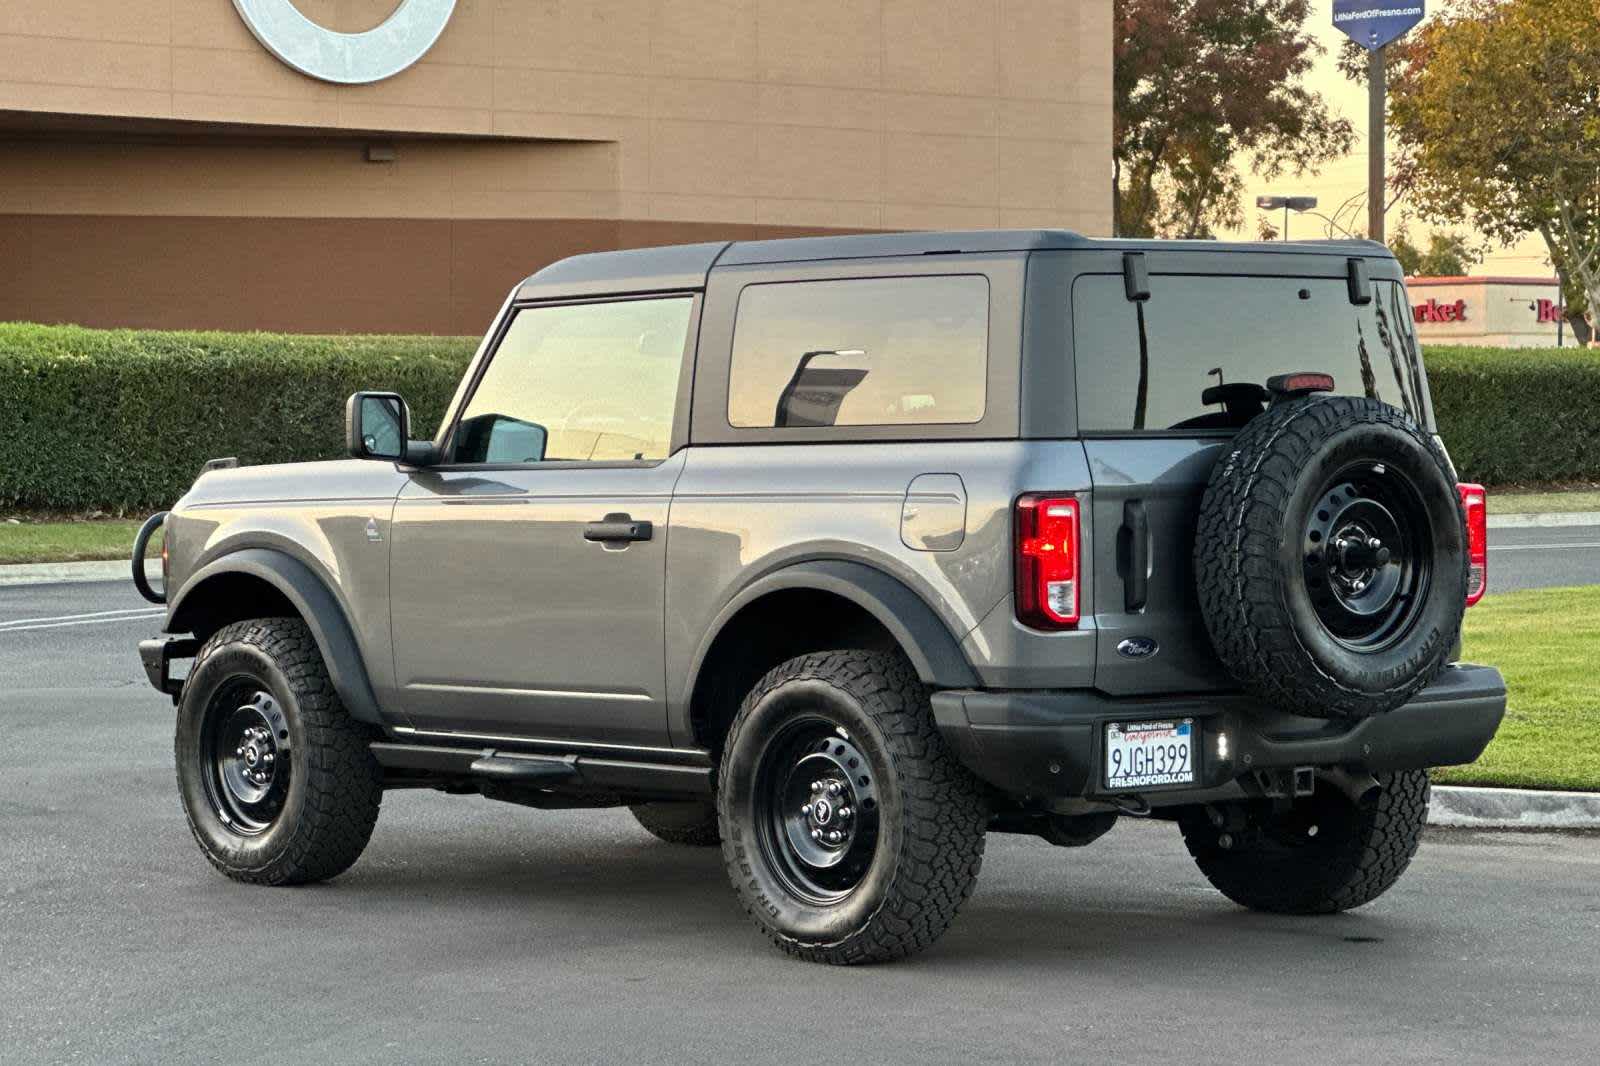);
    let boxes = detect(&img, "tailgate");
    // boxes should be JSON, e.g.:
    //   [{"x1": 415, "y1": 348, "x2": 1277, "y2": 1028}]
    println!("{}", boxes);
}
[
  {"x1": 1067, "y1": 257, "x2": 1427, "y2": 696},
  {"x1": 1084, "y1": 439, "x2": 1235, "y2": 696}
]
